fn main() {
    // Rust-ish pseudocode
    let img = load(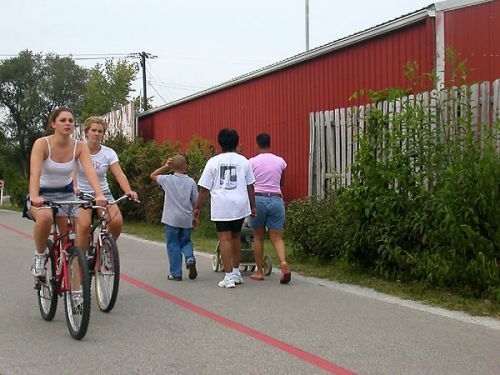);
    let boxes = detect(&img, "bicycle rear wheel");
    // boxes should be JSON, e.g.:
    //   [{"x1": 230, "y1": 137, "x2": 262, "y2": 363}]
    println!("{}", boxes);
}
[
  {"x1": 37, "y1": 240, "x2": 58, "y2": 321},
  {"x1": 63, "y1": 246, "x2": 91, "y2": 340},
  {"x1": 95, "y1": 235, "x2": 120, "y2": 312}
]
